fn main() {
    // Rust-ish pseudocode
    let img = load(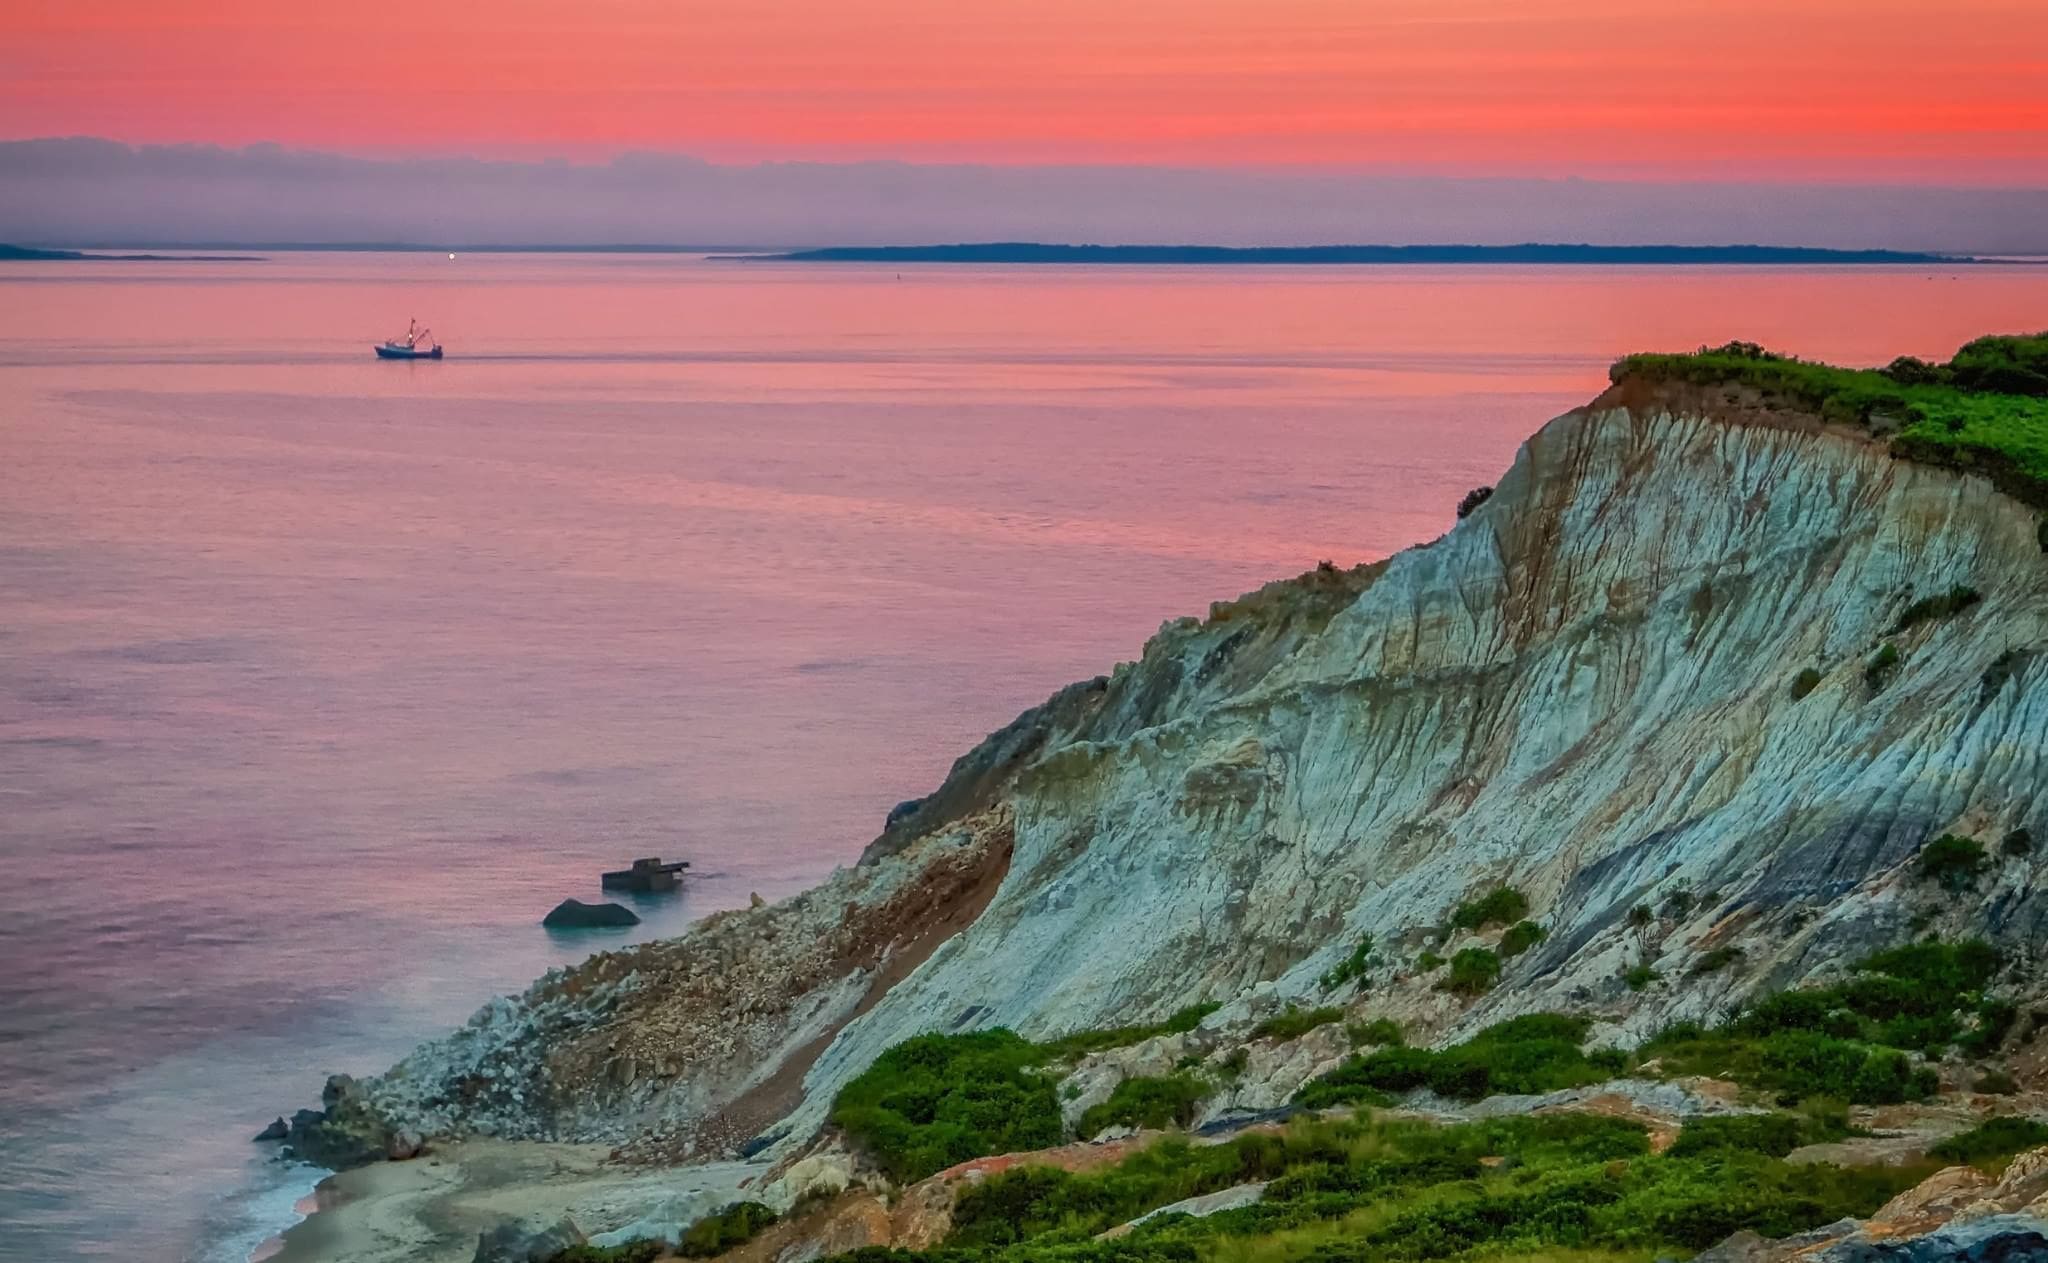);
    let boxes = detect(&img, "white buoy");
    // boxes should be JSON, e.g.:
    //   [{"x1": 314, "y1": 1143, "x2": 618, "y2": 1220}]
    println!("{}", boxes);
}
[{"x1": 448, "y1": 252, "x2": 456, "y2": 260}]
